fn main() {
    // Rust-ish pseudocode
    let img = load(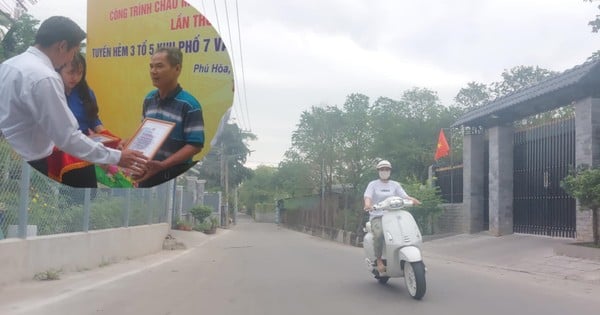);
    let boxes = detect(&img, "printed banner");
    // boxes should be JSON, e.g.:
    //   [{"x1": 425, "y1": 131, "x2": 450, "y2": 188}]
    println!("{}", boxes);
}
[{"x1": 86, "y1": 0, "x2": 234, "y2": 162}]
